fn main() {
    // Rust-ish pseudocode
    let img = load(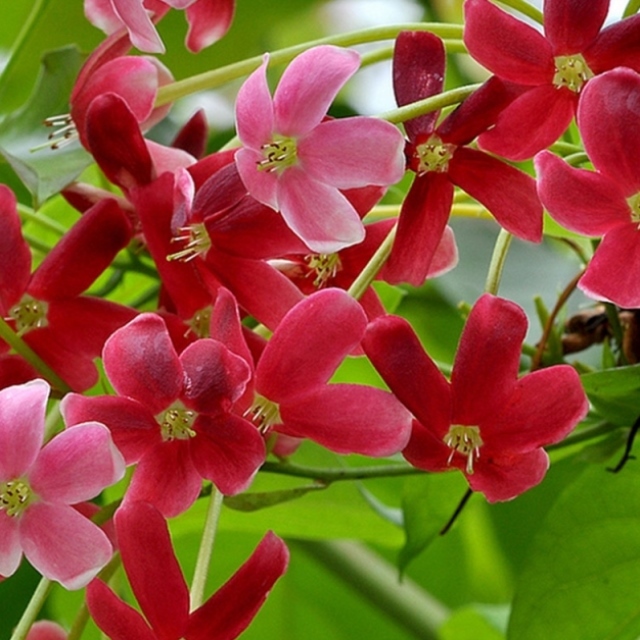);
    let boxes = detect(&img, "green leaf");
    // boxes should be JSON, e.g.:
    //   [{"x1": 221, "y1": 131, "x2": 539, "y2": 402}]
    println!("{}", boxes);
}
[
  {"x1": 581, "y1": 366, "x2": 640, "y2": 426},
  {"x1": 439, "y1": 605, "x2": 507, "y2": 640},
  {"x1": 508, "y1": 462, "x2": 640, "y2": 640},
  {"x1": 223, "y1": 482, "x2": 326, "y2": 511},
  {"x1": 0, "y1": 46, "x2": 92, "y2": 206}
]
